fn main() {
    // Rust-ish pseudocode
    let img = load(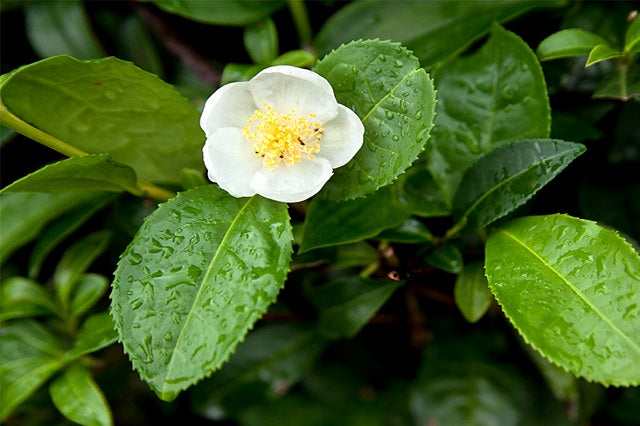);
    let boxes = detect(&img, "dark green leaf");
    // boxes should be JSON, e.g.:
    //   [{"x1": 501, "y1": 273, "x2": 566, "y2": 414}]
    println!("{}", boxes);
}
[
  {"x1": 179, "y1": 168, "x2": 207, "y2": 190},
  {"x1": 0, "y1": 277, "x2": 56, "y2": 322},
  {"x1": 69, "y1": 274, "x2": 109, "y2": 319},
  {"x1": 377, "y1": 218, "x2": 434, "y2": 244},
  {"x1": 314, "y1": 40, "x2": 436, "y2": 200},
  {"x1": 244, "y1": 18, "x2": 278, "y2": 65},
  {"x1": 315, "y1": 0, "x2": 565, "y2": 67},
  {"x1": 452, "y1": 139, "x2": 585, "y2": 231},
  {"x1": 111, "y1": 185, "x2": 292, "y2": 401},
  {"x1": 625, "y1": 15, "x2": 640, "y2": 54},
  {"x1": 593, "y1": 62, "x2": 640, "y2": 101},
  {"x1": 25, "y1": 0, "x2": 105, "y2": 59},
  {"x1": 536, "y1": 28, "x2": 609, "y2": 61},
  {"x1": 579, "y1": 181, "x2": 640, "y2": 242},
  {"x1": 485, "y1": 214, "x2": 640, "y2": 386},
  {"x1": 426, "y1": 24, "x2": 551, "y2": 205},
  {"x1": 299, "y1": 186, "x2": 410, "y2": 253},
  {"x1": 271, "y1": 50, "x2": 316, "y2": 67},
  {"x1": 221, "y1": 63, "x2": 263, "y2": 85},
  {"x1": 609, "y1": 101, "x2": 640, "y2": 163},
  {"x1": 425, "y1": 244, "x2": 462, "y2": 274},
  {"x1": 1, "y1": 155, "x2": 140, "y2": 195},
  {"x1": 49, "y1": 364, "x2": 112, "y2": 426},
  {"x1": 585, "y1": 43, "x2": 623, "y2": 67},
  {"x1": 65, "y1": 312, "x2": 117, "y2": 361},
  {"x1": 333, "y1": 243, "x2": 379, "y2": 269},
  {"x1": 151, "y1": 0, "x2": 284, "y2": 26},
  {"x1": 551, "y1": 111, "x2": 603, "y2": 142},
  {"x1": 454, "y1": 262, "x2": 492, "y2": 323},
  {"x1": 0, "y1": 55, "x2": 204, "y2": 183},
  {"x1": 523, "y1": 342, "x2": 578, "y2": 404},
  {"x1": 0, "y1": 125, "x2": 16, "y2": 146},
  {"x1": 391, "y1": 167, "x2": 449, "y2": 217}
]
